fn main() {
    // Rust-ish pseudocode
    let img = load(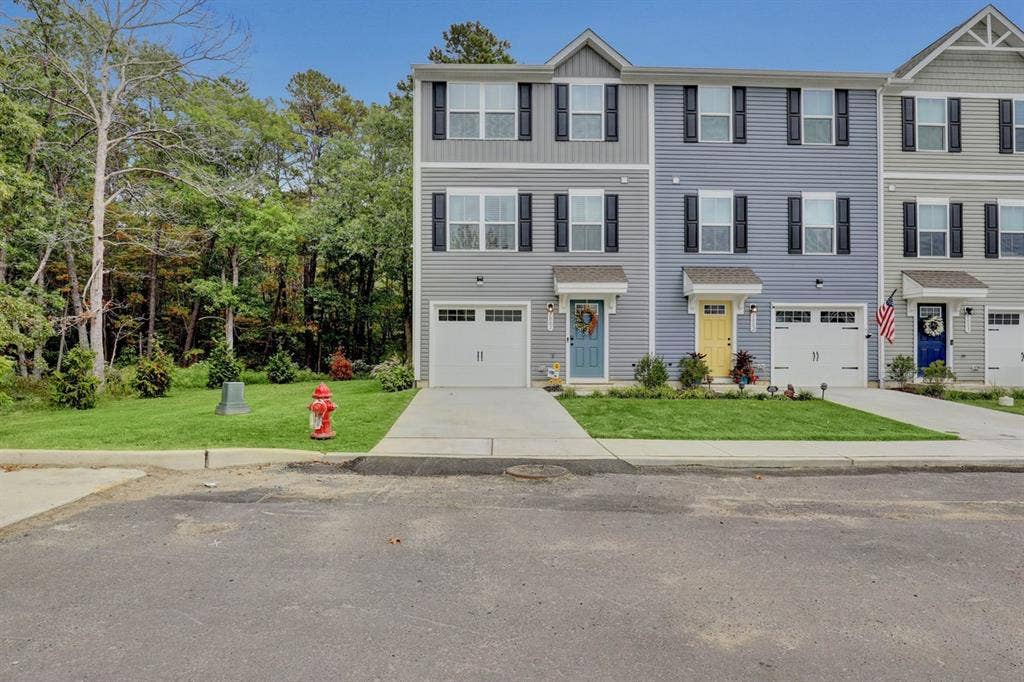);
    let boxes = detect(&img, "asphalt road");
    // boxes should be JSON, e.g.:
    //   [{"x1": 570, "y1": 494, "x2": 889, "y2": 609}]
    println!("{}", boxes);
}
[{"x1": 2, "y1": 465, "x2": 1023, "y2": 680}]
